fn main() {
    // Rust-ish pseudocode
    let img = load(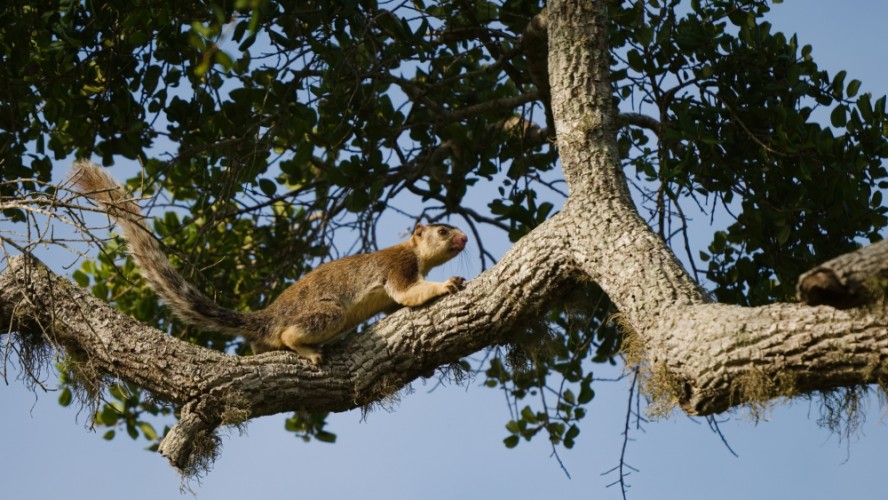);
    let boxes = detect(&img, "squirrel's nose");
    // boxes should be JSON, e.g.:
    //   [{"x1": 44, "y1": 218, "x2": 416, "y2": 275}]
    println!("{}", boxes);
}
[{"x1": 454, "y1": 233, "x2": 468, "y2": 249}]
